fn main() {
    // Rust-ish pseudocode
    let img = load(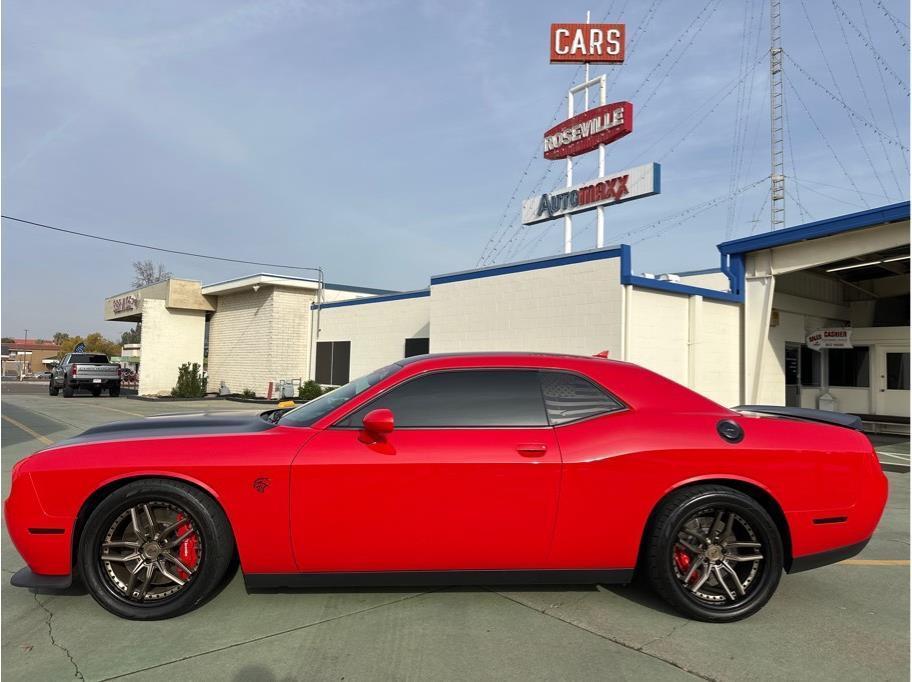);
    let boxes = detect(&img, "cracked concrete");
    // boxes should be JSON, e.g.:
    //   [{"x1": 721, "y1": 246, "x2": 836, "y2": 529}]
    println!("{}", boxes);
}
[{"x1": 34, "y1": 594, "x2": 84, "y2": 681}]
